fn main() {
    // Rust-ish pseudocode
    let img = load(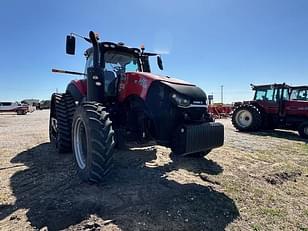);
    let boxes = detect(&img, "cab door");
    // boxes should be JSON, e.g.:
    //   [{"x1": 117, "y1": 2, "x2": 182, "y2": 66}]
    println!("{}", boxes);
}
[{"x1": 255, "y1": 88, "x2": 279, "y2": 114}]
